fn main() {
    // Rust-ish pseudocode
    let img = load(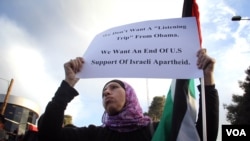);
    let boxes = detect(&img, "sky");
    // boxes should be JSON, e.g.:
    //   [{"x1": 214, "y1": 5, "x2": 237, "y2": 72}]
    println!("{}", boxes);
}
[{"x1": 0, "y1": 0, "x2": 250, "y2": 140}]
